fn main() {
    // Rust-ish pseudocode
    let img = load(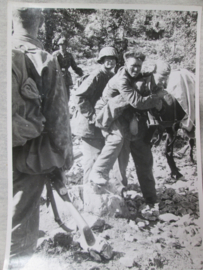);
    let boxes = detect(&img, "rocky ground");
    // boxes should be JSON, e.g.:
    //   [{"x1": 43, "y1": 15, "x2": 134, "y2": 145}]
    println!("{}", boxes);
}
[{"x1": 24, "y1": 135, "x2": 203, "y2": 270}]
